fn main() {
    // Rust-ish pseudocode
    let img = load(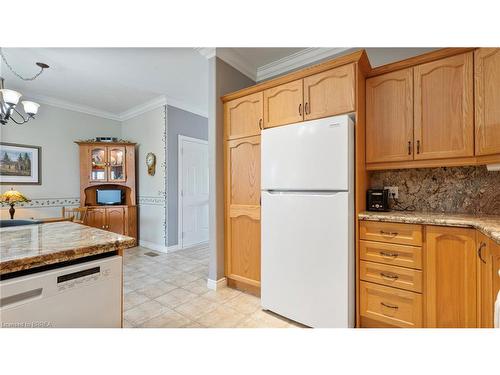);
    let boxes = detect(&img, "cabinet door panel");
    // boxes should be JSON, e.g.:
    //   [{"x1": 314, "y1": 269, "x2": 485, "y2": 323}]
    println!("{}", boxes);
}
[
  {"x1": 263, "y1": 80, "x2": 303, "y2": 128},
  {"x1": 303, "y1": 64, "x2": 355, "y2": 121},
  {"x1": 475, "y1": 48, "x2": 500, "y2": 156},
  {"x1": 425, "y1": 226, "x2": 477, "y2": 328},
  {"x1": 366, "y1": 68, "x2": 414, "y2": 163},
  {"x1": 108, "y1": 146, "x2": 126, "y2": 182},
  {"x1": 225, "y1": 136, "x2": 261, "y2": 287},
  {"x1": 86, "y1": 209, "x2": 106, "y2": 229},
  {"x1": 106, "y1": 207, "x2": 125, "y2": 235},
  {"x1": 414, "y1": 53, "x2": 473, "y2": 160},
  {"x1": 90, "y1": 147, "x2": 108, "y2": 182},
  {"x1": 225, "y1": 92, "x2": 263, "y2": 140}
]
